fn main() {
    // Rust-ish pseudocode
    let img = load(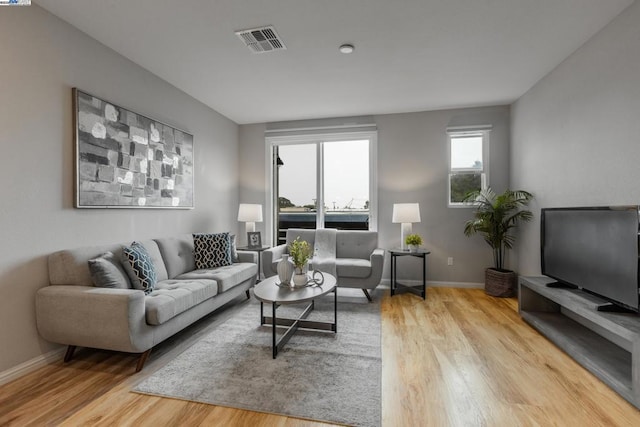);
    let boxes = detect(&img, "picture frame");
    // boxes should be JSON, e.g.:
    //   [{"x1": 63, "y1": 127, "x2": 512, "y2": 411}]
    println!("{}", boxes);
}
[
  {"x1": 73, "y1": 88, "x2": 194, "y2": 208},
  {"x1": 247, "y1": 231, "x2": 262, "y2": 249}
]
